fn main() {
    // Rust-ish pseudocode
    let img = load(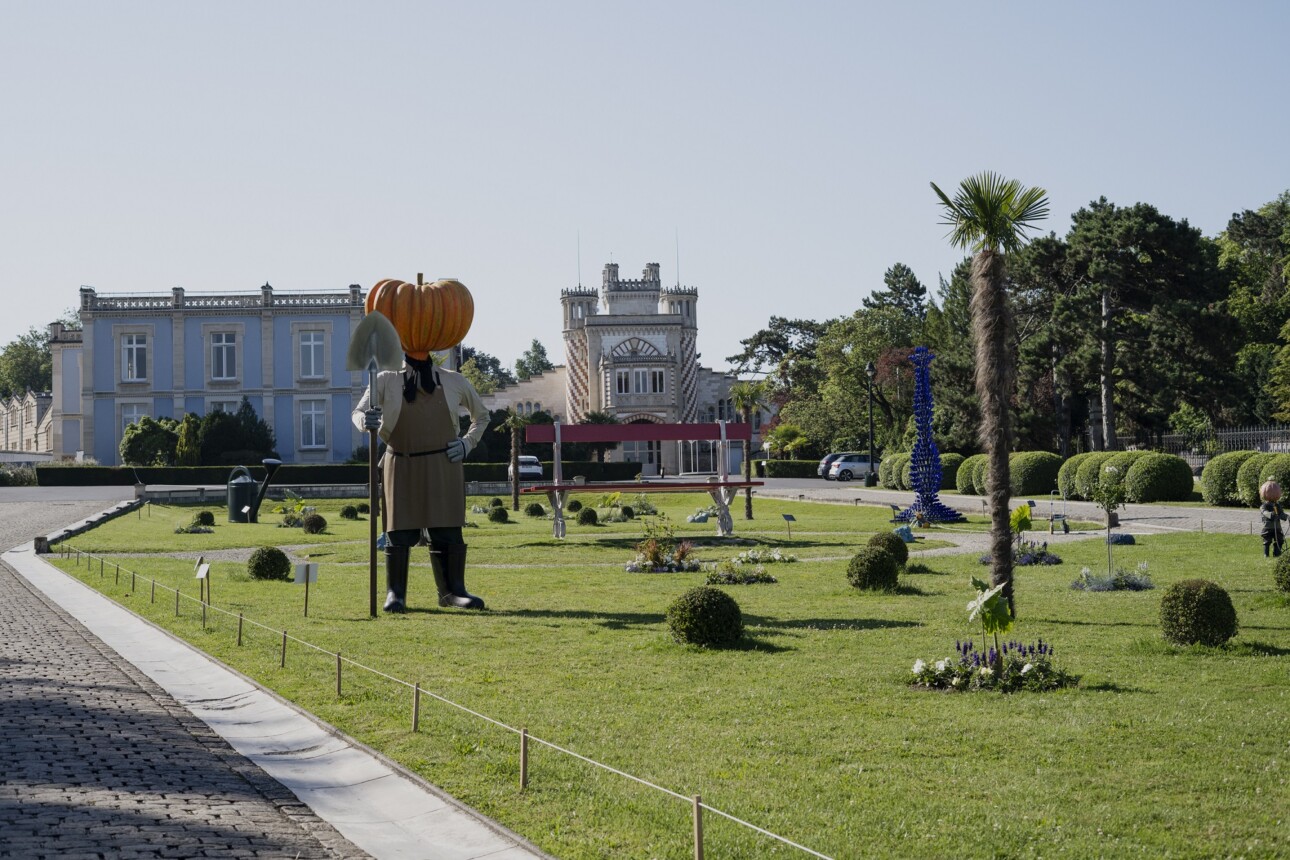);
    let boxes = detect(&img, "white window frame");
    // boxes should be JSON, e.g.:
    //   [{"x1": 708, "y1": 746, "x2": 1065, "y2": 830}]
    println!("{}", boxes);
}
[
  {"x1": 651, "y1": 369, "x2": 665, "y2": 394},
  {"x1": 208, "y1": 400, "x2": 240, "y2": 414},
  {"x1": 299, "y1": 398, "x2": 328, "y2": 450},
  {"x1": 121, "y1": 333, "x2": 148, "y2": 382},
  {"x1": 200, "y1": 322, "x2": 245, "y2": 387},
  {"x1": 633, "y1": 369, "x2": 648, "y2": 394},
  {"x1": 615, "y1": 369, "x2": 630, "y2": 395},
  {"x1": 299, "y1": 330, "x2": 325, "y2": 379},
  {"x1": 211, "y1": 331, "x2": 237, "y2": 381}
]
